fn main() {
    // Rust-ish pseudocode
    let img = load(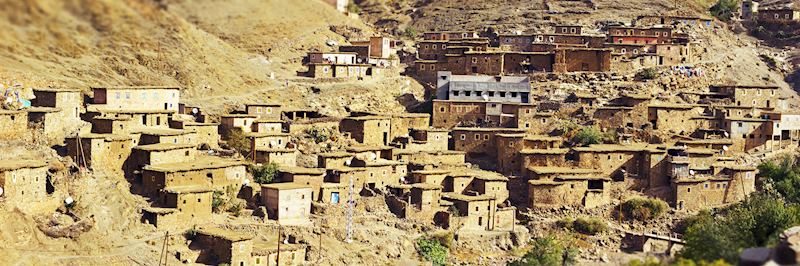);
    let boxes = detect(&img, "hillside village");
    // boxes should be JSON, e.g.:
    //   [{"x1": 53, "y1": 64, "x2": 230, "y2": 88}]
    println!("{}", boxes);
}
[{"x1": 2, "y1": 0, "x2": 800, "y2": 265}]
